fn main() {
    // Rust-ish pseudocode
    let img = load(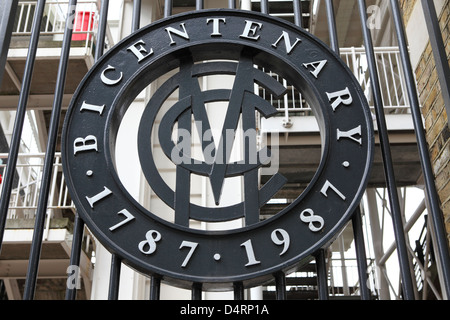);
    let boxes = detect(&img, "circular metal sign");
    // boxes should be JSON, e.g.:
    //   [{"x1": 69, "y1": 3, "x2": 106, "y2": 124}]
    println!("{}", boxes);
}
[{"x1": 62, "y1": 10, "x2": 373, "y2": 290}]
